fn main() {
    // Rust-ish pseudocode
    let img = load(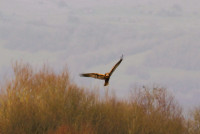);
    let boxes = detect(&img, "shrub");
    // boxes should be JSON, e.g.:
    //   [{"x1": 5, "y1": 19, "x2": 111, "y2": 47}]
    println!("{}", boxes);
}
[
  {"x1": 128, "y1": 86, "x2": 185, "y2": 134},
  {"x1": 187, "y1": 107, "x2": 200, "y2": 134},
  {"x1": 0, "y1": 62, "x2": 186, "y2": 134}
]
